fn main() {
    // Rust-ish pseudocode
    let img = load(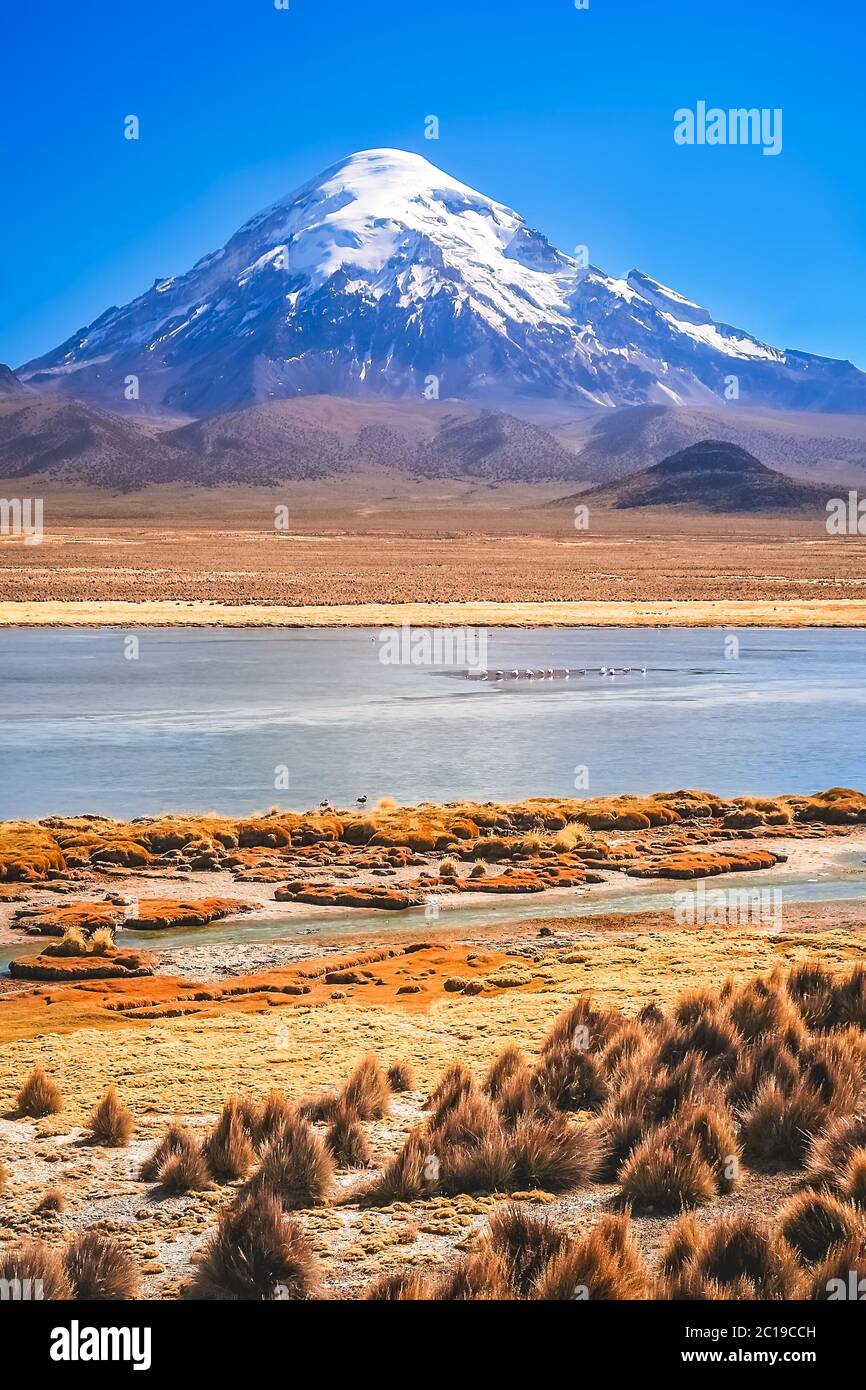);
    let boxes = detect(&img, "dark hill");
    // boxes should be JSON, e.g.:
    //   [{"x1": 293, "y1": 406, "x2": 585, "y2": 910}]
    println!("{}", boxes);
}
[{"x1": 583, "y1": 439, "x2": 832, "y2": 512}]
